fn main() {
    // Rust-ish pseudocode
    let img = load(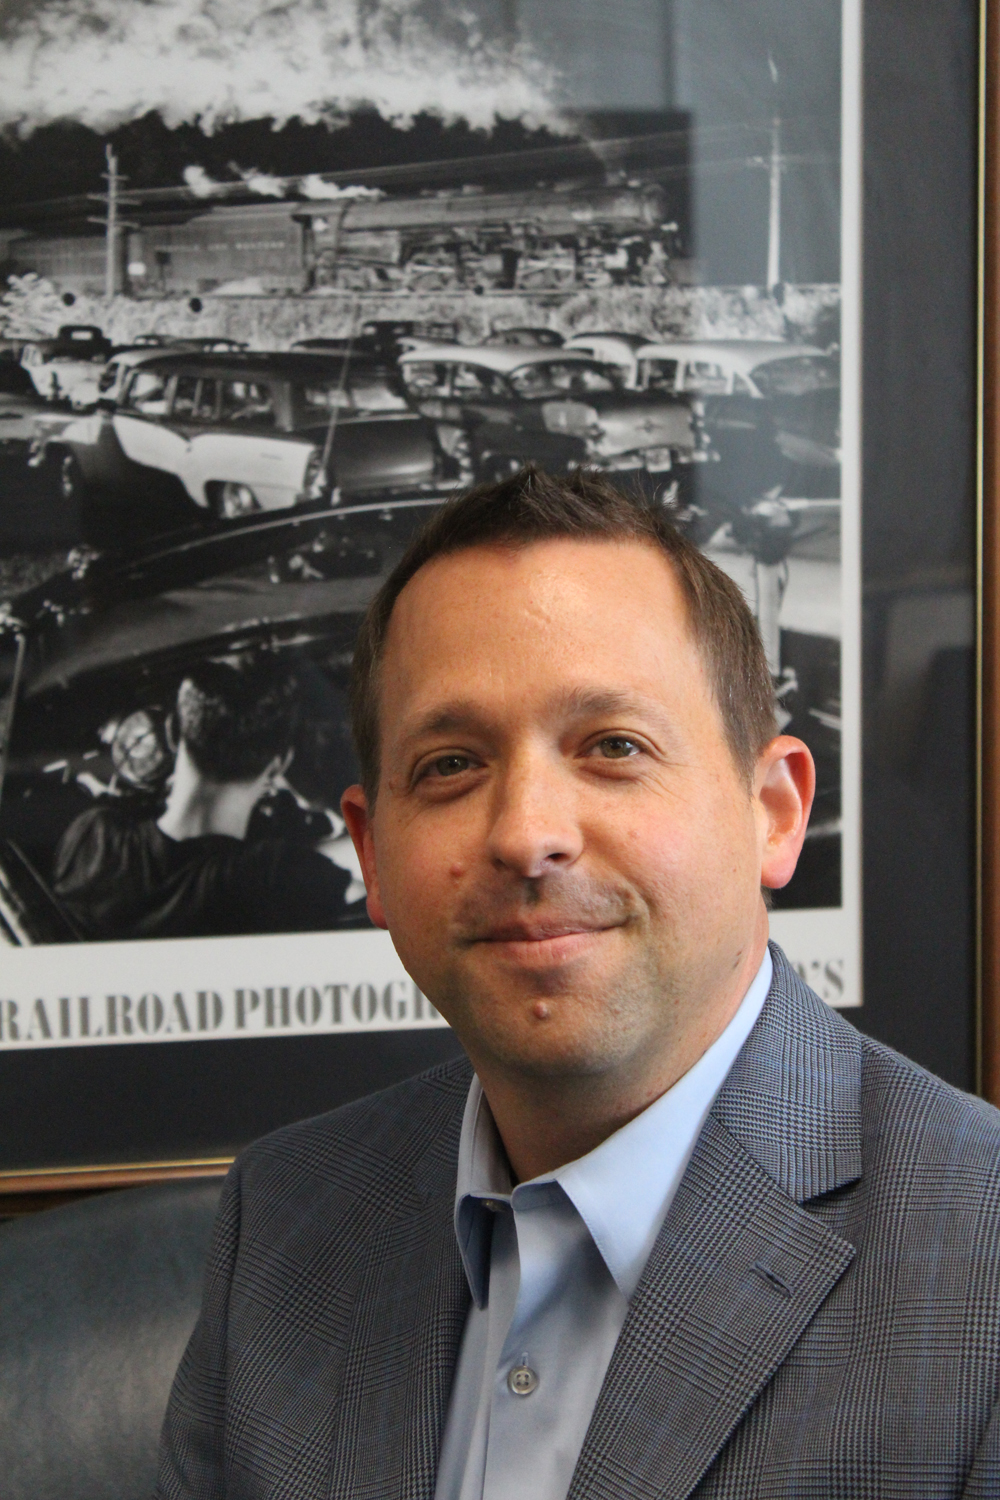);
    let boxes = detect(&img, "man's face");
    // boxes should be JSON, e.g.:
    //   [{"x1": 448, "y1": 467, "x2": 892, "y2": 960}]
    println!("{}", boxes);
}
[{"x1": 344, "y1": 538, "x2": 808, "y2": 1087}]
